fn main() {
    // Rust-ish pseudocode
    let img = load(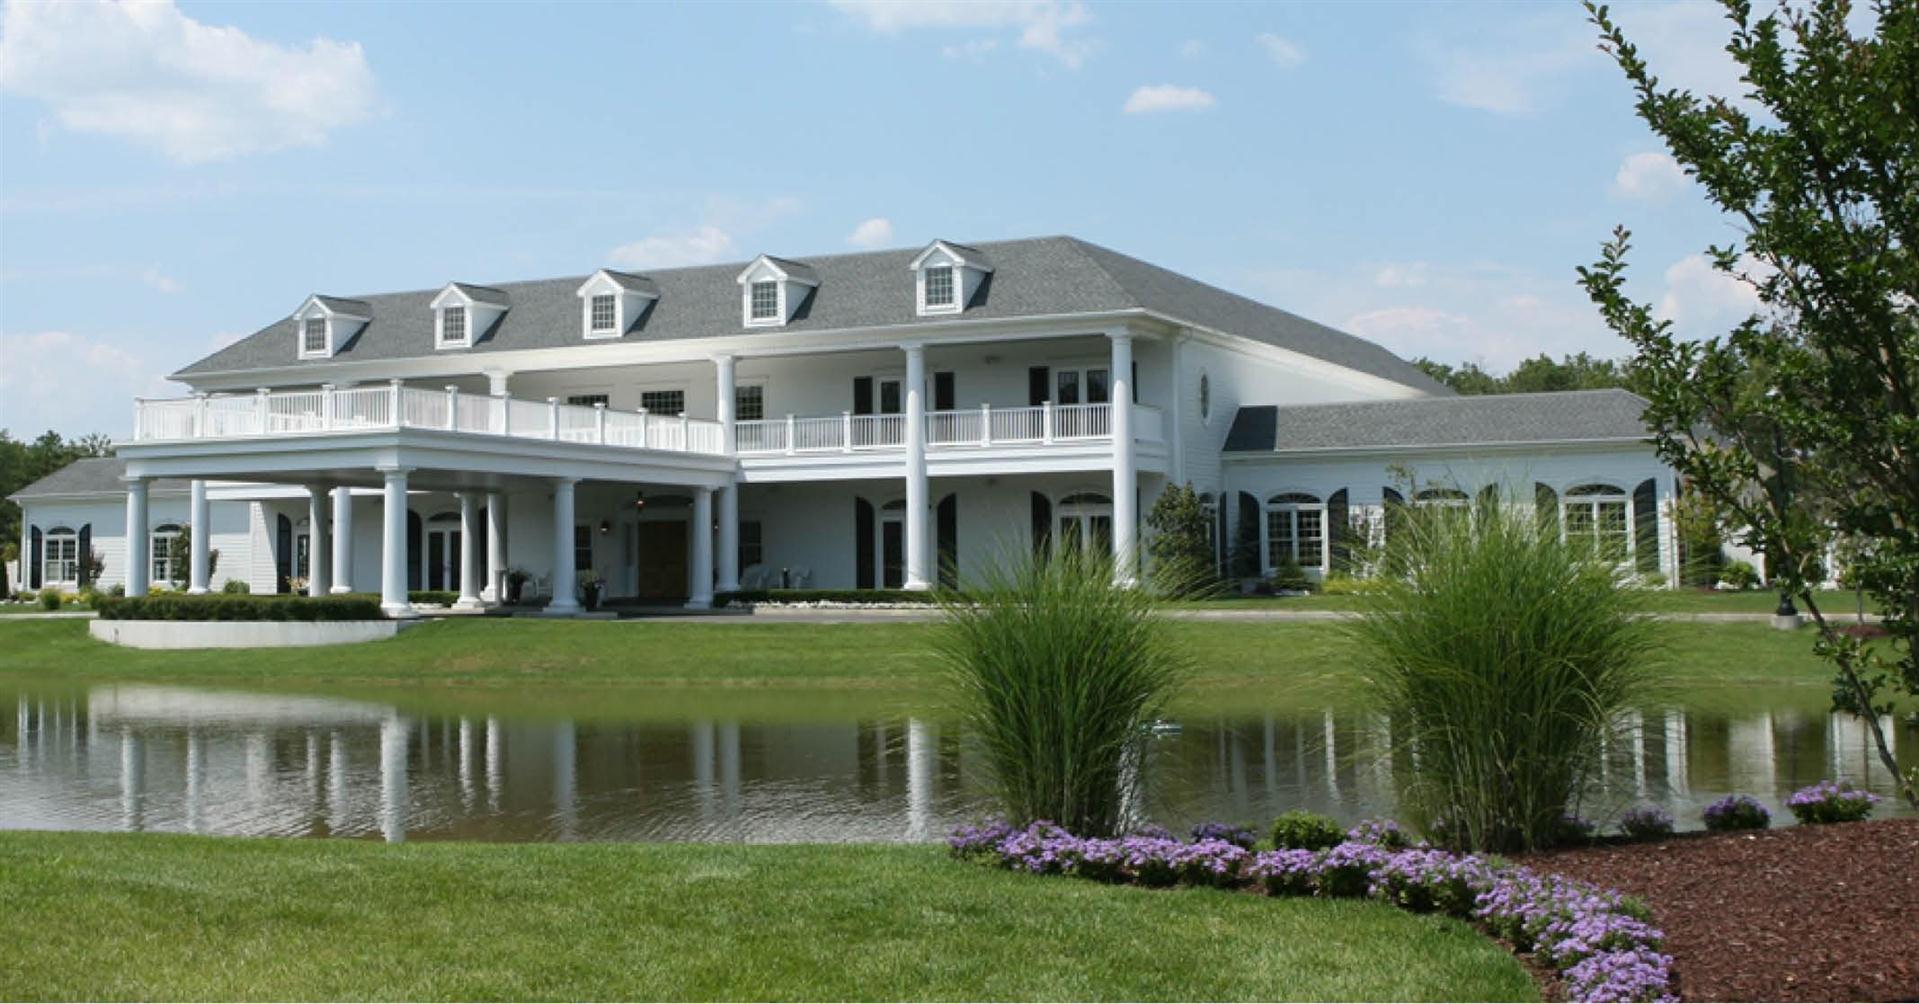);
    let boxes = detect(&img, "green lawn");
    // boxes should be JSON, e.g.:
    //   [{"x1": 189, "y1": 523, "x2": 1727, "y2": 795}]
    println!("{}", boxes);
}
[
  {"x1": 1182, "y1": 587, "x2": 1863, "y2": 614},
  {"x1": 0, "y1": 831, "x2": 1535, "y2": 1002}
]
